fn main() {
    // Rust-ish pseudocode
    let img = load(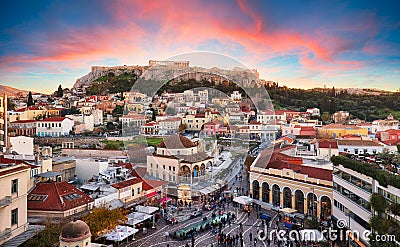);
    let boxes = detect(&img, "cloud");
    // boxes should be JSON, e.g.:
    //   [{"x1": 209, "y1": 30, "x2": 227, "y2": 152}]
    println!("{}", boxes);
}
[{"x1": 0, "y1": 0, "x2": 398, "y2": 91}]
